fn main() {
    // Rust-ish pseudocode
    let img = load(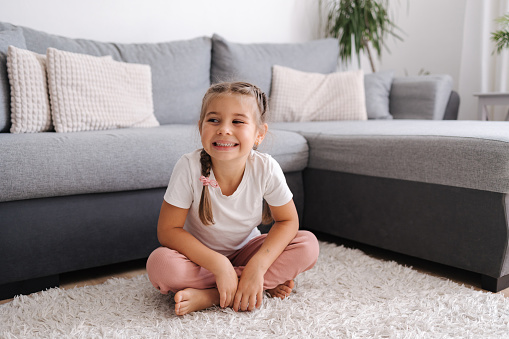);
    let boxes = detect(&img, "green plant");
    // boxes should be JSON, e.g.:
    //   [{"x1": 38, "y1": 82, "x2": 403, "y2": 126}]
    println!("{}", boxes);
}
[
  {"x1": 492, "y1": 13, "x2": 509, "y2": 54},
  {"x1": 324, "y1": 0, "x2": 403, "y2": 72}
]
